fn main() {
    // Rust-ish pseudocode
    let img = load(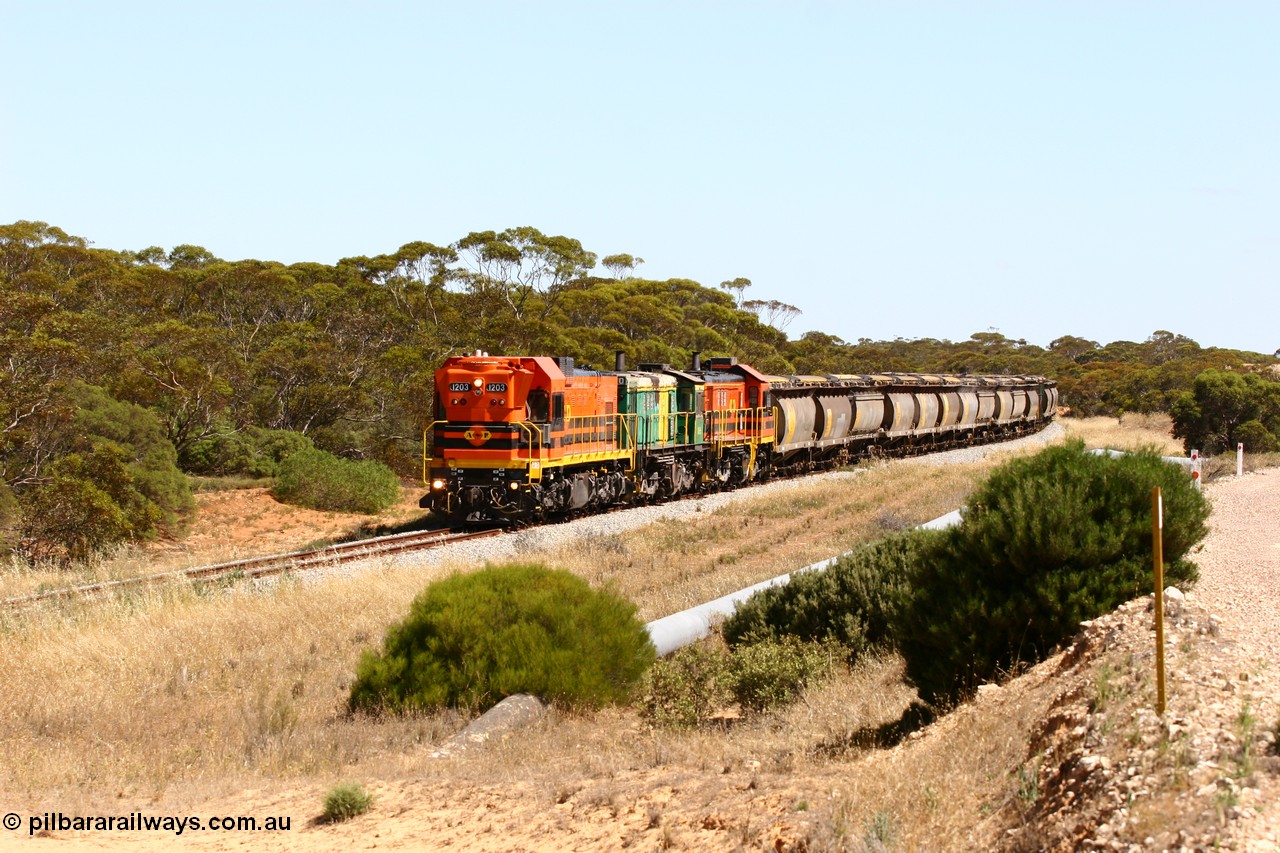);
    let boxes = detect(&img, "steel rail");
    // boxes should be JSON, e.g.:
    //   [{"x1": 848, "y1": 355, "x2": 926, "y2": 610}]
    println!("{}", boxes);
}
[{"x1": 2, "y1": 527, "x2": 504, "y2": 612}]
